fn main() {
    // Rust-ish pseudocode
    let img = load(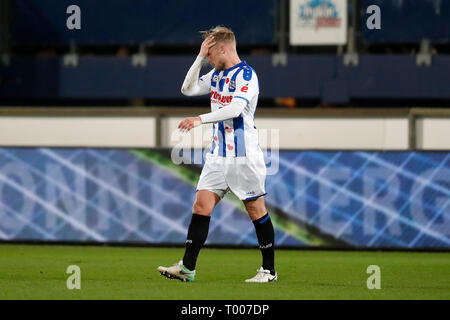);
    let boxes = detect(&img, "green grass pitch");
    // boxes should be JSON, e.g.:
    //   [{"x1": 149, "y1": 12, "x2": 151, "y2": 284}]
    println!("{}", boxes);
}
[{"x1": 0, "y1": 244, "x2": 449, "y2": 300}]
